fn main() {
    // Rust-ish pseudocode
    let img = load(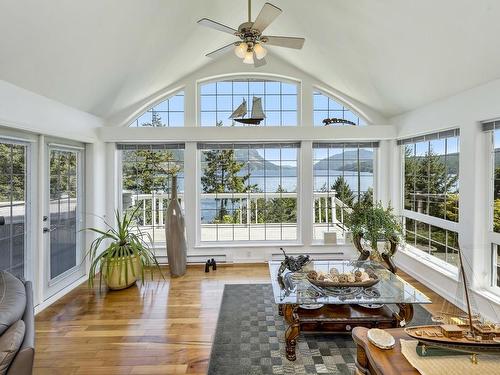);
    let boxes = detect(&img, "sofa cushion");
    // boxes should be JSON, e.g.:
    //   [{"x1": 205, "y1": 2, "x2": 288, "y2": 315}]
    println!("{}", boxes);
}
[
  {"x1": 0, "y1": 320, "x2": 25, "y2": 375},
  {"x1": 0, "y1": 272, "x2": 26, "y2": 335}
]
